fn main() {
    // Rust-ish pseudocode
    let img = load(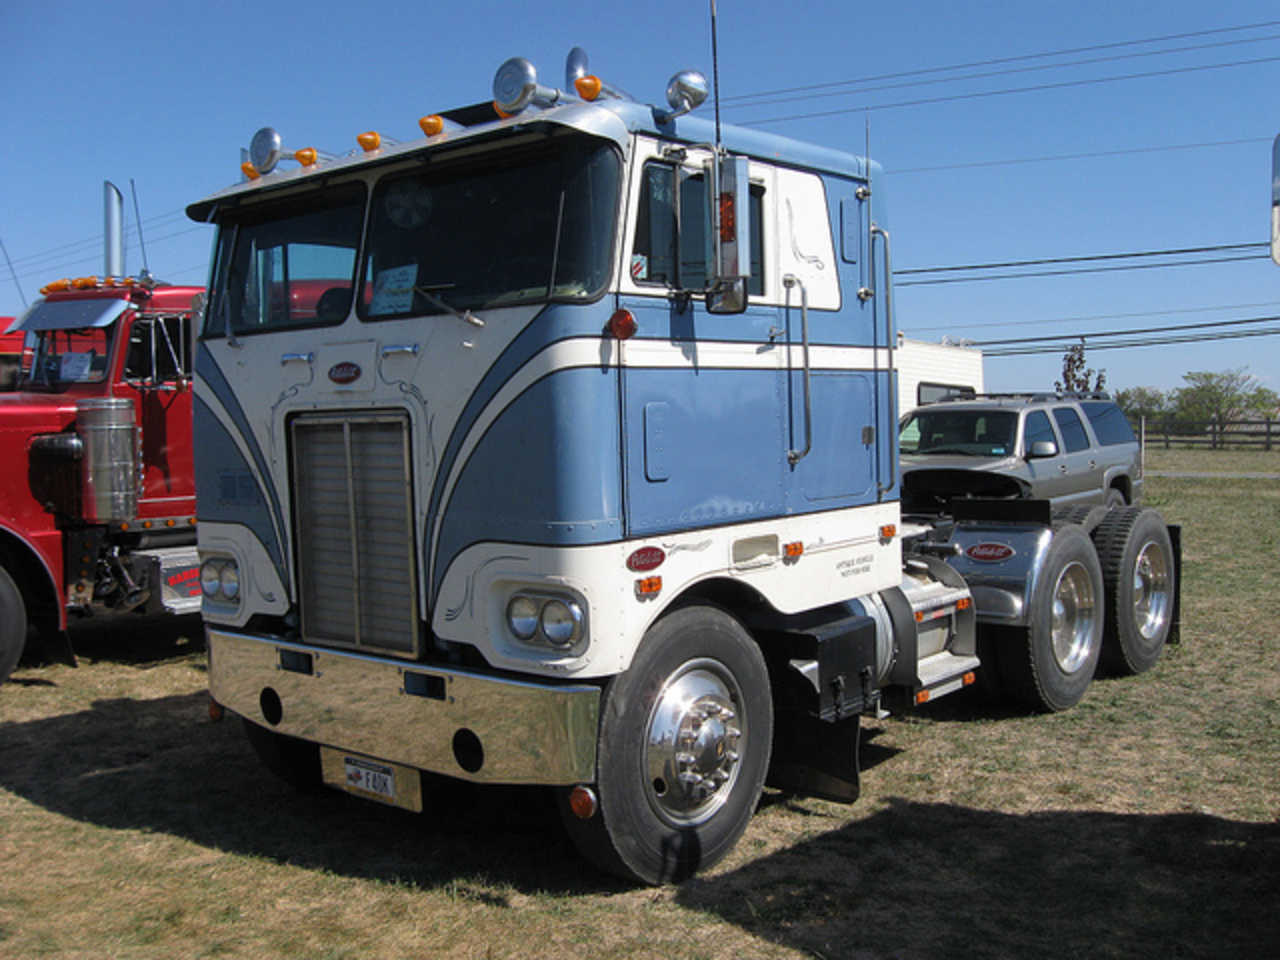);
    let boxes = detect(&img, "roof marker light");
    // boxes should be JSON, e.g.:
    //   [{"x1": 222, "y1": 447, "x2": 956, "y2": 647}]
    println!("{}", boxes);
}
[
  {"x1": 357, "y1": 131, "x2": 382, "y2": 152},
  {"x1": 575, "y1": 75, "x2": 602, "y2": 101},
  {"x1": 294, "y1": 147, "x2": 318, "y2": 166},
  {"x1": 241, "y1": 161, "x2": 261, "y2": 181},
  {"x1": 419, "y1": 114, "x2": 444, "y2": 137}
]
